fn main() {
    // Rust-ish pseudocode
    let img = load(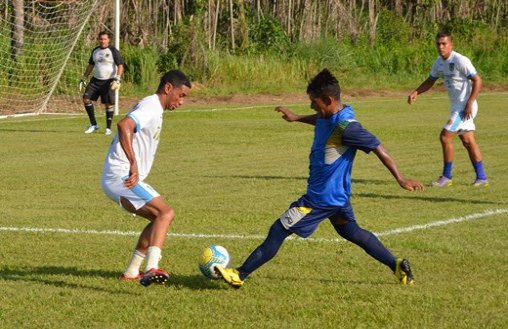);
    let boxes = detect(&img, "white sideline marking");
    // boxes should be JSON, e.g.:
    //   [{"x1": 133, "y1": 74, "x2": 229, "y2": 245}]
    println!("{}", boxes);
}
[{"x1": 0, "y1": 208, "x2": 506, "y2": 243}]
